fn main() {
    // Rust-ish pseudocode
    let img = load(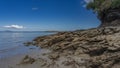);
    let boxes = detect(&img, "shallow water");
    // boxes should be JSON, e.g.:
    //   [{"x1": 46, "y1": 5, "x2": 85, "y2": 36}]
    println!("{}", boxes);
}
[{"x1": 0, "y1": 31, "x2": 55, "y2": 58}]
